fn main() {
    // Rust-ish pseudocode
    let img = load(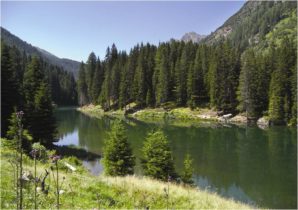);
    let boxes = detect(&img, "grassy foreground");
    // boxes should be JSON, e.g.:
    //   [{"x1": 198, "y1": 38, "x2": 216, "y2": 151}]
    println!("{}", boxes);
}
[{"x1": 1, "y1": 140, "x2": 252, "y2": 209}]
